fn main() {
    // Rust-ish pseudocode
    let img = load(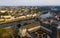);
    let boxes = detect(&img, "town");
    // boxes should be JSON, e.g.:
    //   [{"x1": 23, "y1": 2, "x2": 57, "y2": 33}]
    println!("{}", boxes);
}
[{"x1": 0, "y1": 6, "x2": 60, "y2": 38}]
